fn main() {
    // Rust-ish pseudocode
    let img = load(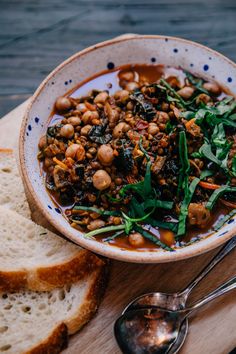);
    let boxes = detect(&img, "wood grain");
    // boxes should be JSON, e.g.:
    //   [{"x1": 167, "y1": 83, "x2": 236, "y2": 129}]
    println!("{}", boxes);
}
[
  {"x1": 0, "y1": 100, "x2": 235, "y2": 353},
  {"x1": 1, "y1": 0, "x2": 236, "y2": 116}
]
